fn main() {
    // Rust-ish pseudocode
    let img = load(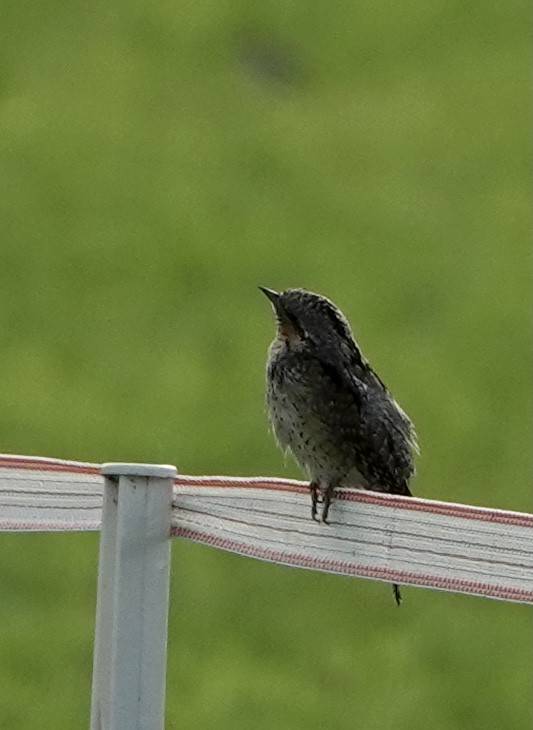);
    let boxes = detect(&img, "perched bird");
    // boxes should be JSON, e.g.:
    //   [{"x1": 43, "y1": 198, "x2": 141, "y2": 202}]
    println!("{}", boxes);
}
[{"x1": 260, "y1": 287, "x2": 419, "y2": 605}]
